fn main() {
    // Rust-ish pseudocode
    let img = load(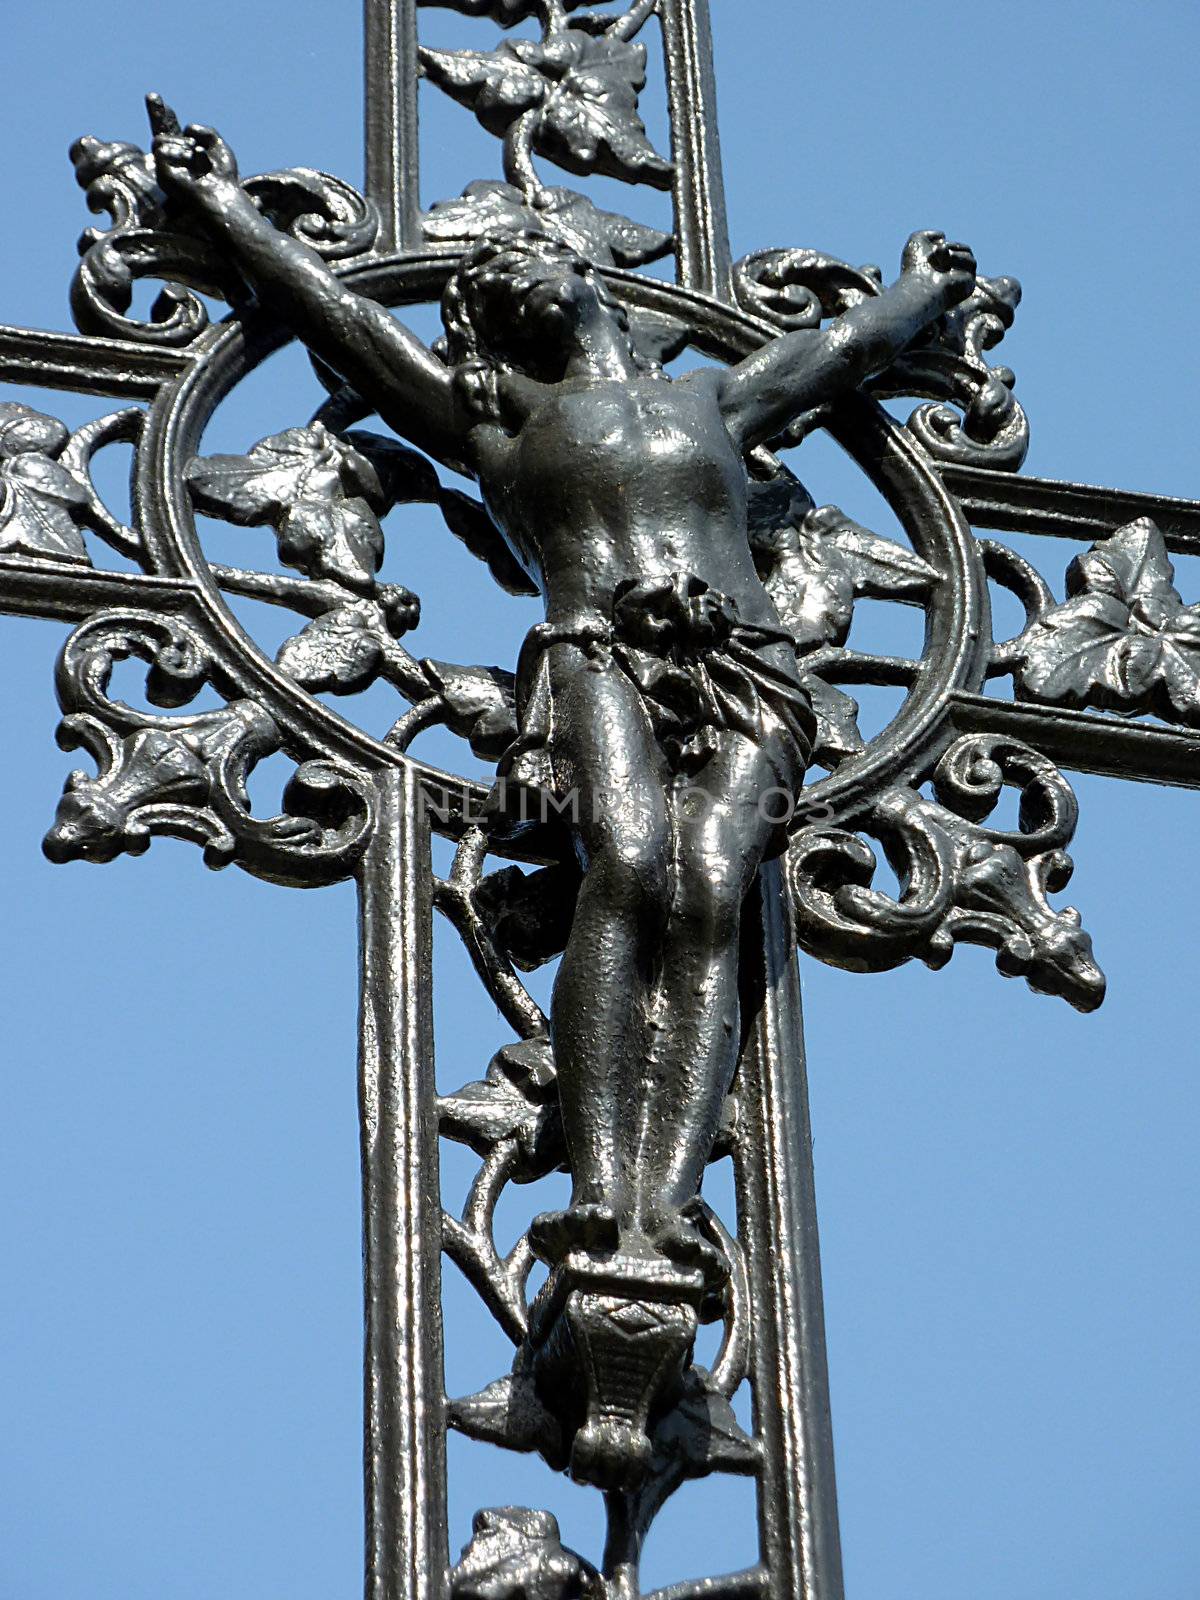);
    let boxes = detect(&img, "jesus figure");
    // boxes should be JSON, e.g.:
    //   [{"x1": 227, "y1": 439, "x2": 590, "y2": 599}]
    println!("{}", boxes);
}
[{"x1": 153, "y1": 116, "x2": 976, "y2": 1487}]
